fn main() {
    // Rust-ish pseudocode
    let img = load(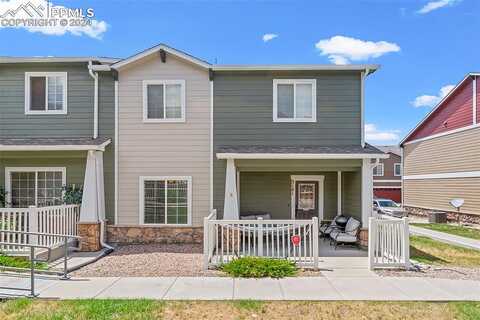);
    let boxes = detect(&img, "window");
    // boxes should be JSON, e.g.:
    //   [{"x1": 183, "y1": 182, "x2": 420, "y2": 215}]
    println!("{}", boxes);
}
[
  {"x1": 140, "y1": 176, "x2": 191, "y2": 225},
  {"x1": 25, "y1": 72, "x2": 67, "y2": 114},
  {"x1": 143, "y1": 80, "x2": 185, "y2": 122},
  {"x1": 6, "y1": 167, "x2": 66, "y2": 207},
  {"x1": 394, "y1": 163, "x2": 402, "y2": 176},
  {"x1": 373, "y1": 163, "x2": 384, "y2": 177},
  {"x1": 273, "y1": 79, "x2": 316, "y2": 122}
]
